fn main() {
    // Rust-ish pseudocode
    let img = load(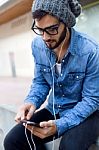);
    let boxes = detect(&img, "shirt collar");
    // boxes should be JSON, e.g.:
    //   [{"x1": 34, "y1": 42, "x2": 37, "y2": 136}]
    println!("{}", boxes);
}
[{"x1": 68, "y1": 28, "x2": 78, "y2": 55}]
